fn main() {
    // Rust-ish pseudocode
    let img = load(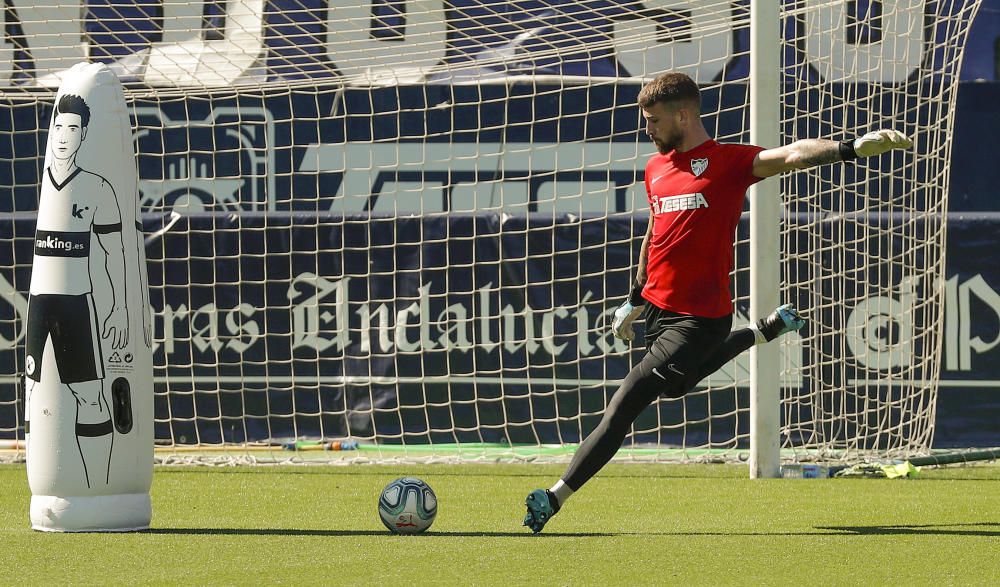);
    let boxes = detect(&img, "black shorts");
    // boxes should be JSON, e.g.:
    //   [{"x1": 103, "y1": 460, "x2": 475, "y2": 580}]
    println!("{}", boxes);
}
[
  {"x1": 641, "y1": 304, "x2": 732, "y2": 394},
  {"x1": 643, "y1": 305, "x2": 732, "y2": 348},
  {"x1": 24, "y1": 293, "x2": 104, "y2": 384}
]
